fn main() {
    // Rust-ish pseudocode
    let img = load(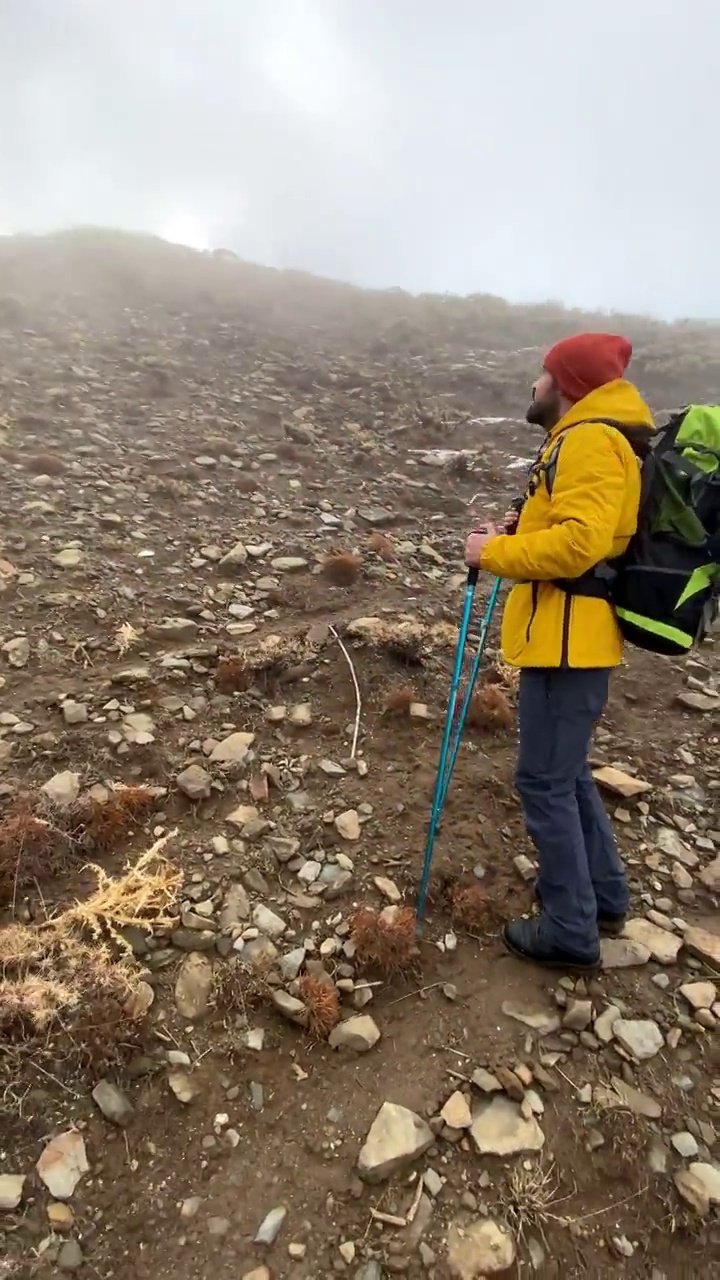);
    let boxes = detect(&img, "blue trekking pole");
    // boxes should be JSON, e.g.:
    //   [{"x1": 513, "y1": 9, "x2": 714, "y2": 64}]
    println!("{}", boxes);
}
[
  {"x1": 436, "y1": 574, "x2": 502, "y2": 813},
  {"x1": 416, "y1": 566, "x2": 479, "y2": 926}
]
